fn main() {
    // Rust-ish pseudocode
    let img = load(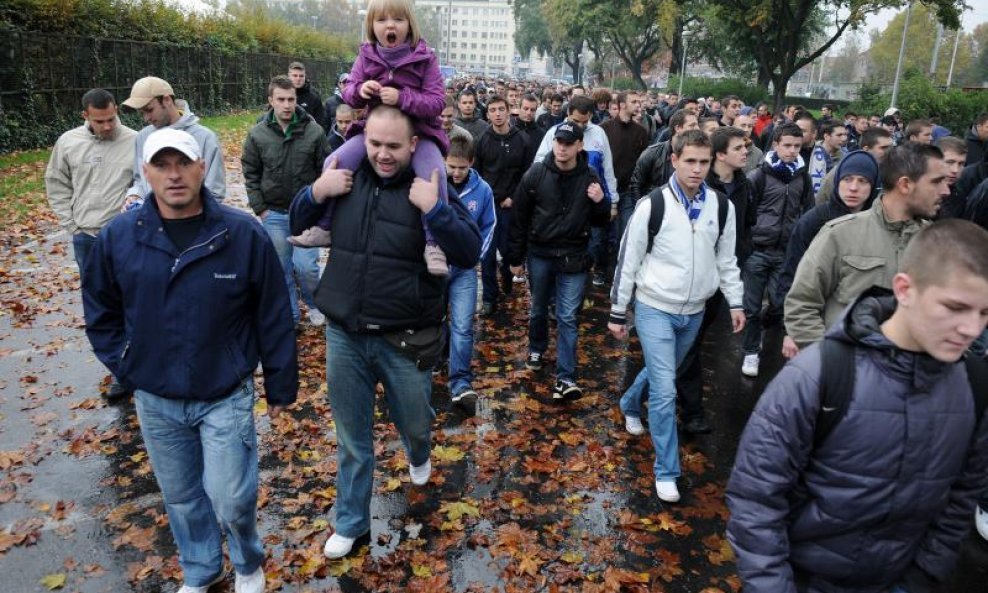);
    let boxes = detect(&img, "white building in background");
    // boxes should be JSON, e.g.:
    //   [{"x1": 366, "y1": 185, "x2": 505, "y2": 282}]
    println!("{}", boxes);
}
[{"x1": 416, "y1": 0, "x2": 515, "y2": 77}]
